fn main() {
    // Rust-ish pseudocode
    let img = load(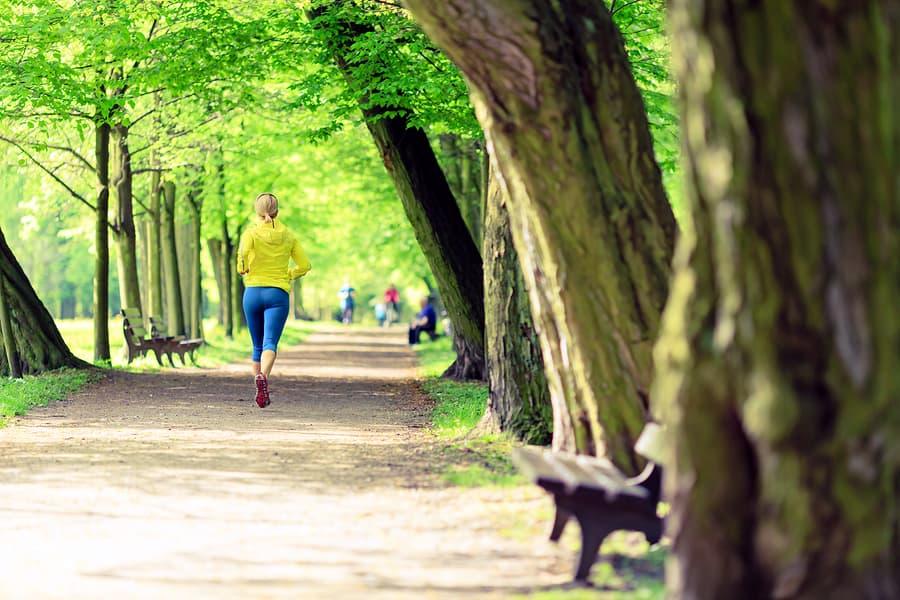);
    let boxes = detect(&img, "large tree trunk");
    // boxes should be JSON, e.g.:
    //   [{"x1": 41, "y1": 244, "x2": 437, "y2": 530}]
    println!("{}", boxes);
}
[
  {"x1": 161, "y1": 180, "x2": 185, "y2": 336},
  {"x1": 405, "y1": 0, "x2": 676, "y2": 468},
  {"x1": 93, "y1": 121, "x2": 111, "y2": 362},
  {"x1": 0, "y1": 278, "x2": 21, "y2": 378},
  {"x1": 0, "y1": 227, "x2": 89, "y2": 375},
  {"x1": 652, "y1": 2, "x2": 900, "y2": 598},
  {"x1": 310, "y1": 3, "x2": 486, "y2": 380},
  {"x1": 147, "y1": 168, "x2": 164, "y2": 319},
  {"x1": 483, "y1": 162, "x2": 551, "y2": 444},
  {"x1": 110, "y1": 123, "x2": 142, "y2": 313}
]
